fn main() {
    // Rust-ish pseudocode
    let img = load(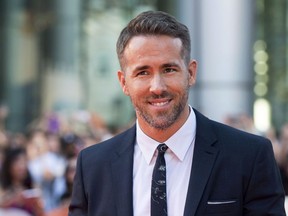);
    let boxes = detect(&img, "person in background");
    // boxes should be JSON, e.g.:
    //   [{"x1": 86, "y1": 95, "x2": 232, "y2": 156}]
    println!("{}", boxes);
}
[
  {"x1": 277, "y1": 123, "x2": 288, "y2": 195},
  {"x1": 265, "y1": 126, "x2": 282, "y2": 164},
  {"x1": 0, "y1": 130, "x2": 9, "y2": 170},
  {"x1": 0, "y1": 147, "x2": 45, "y2": 216},
  {"x1": 69, "y1": 11, "x2": 285, "y2": 215},
  {"x1": 60, "y1": 157, "x2": 77, "y2": 204},
  {"x1": 46, "y1": 157, "x2": 77, "y2": 216},
  {"x1": 27, "y1": 130, "x2": 66, "y2": 211}
]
